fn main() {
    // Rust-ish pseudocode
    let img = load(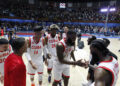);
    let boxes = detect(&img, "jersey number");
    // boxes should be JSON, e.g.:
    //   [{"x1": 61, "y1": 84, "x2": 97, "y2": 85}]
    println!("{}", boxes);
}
[
  {"x1": 52, "y1": 44, "x2": 56, "y2": 48},
  {"x1": 34, "y1": 50, "x2": 38, "y2": 54}
]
